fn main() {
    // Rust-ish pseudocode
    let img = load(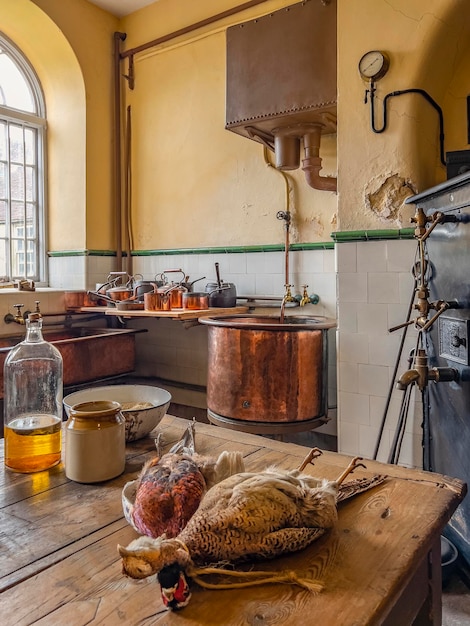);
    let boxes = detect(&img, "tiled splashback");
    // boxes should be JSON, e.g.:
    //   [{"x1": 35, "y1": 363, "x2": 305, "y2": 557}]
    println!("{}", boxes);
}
[
  {"x1": 130, "y1": 248, "x2": 338, "y2": 437},
  {"x1": 46, "y1": 248, "x2": 338, "y2": 437},
  {"x1": 336, "y1": 239, "x2": 421, "y2": 467}
]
